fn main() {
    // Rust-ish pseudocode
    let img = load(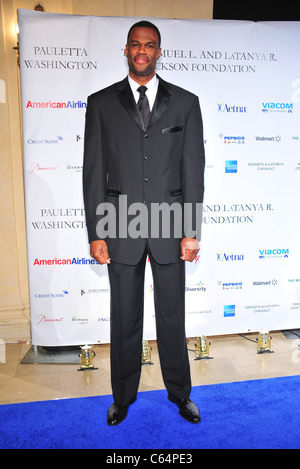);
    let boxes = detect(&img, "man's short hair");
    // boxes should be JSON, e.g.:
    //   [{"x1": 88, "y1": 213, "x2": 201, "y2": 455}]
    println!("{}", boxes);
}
[{"x1": 127, "y1": 21, "x2": 161, "y2": 48}]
